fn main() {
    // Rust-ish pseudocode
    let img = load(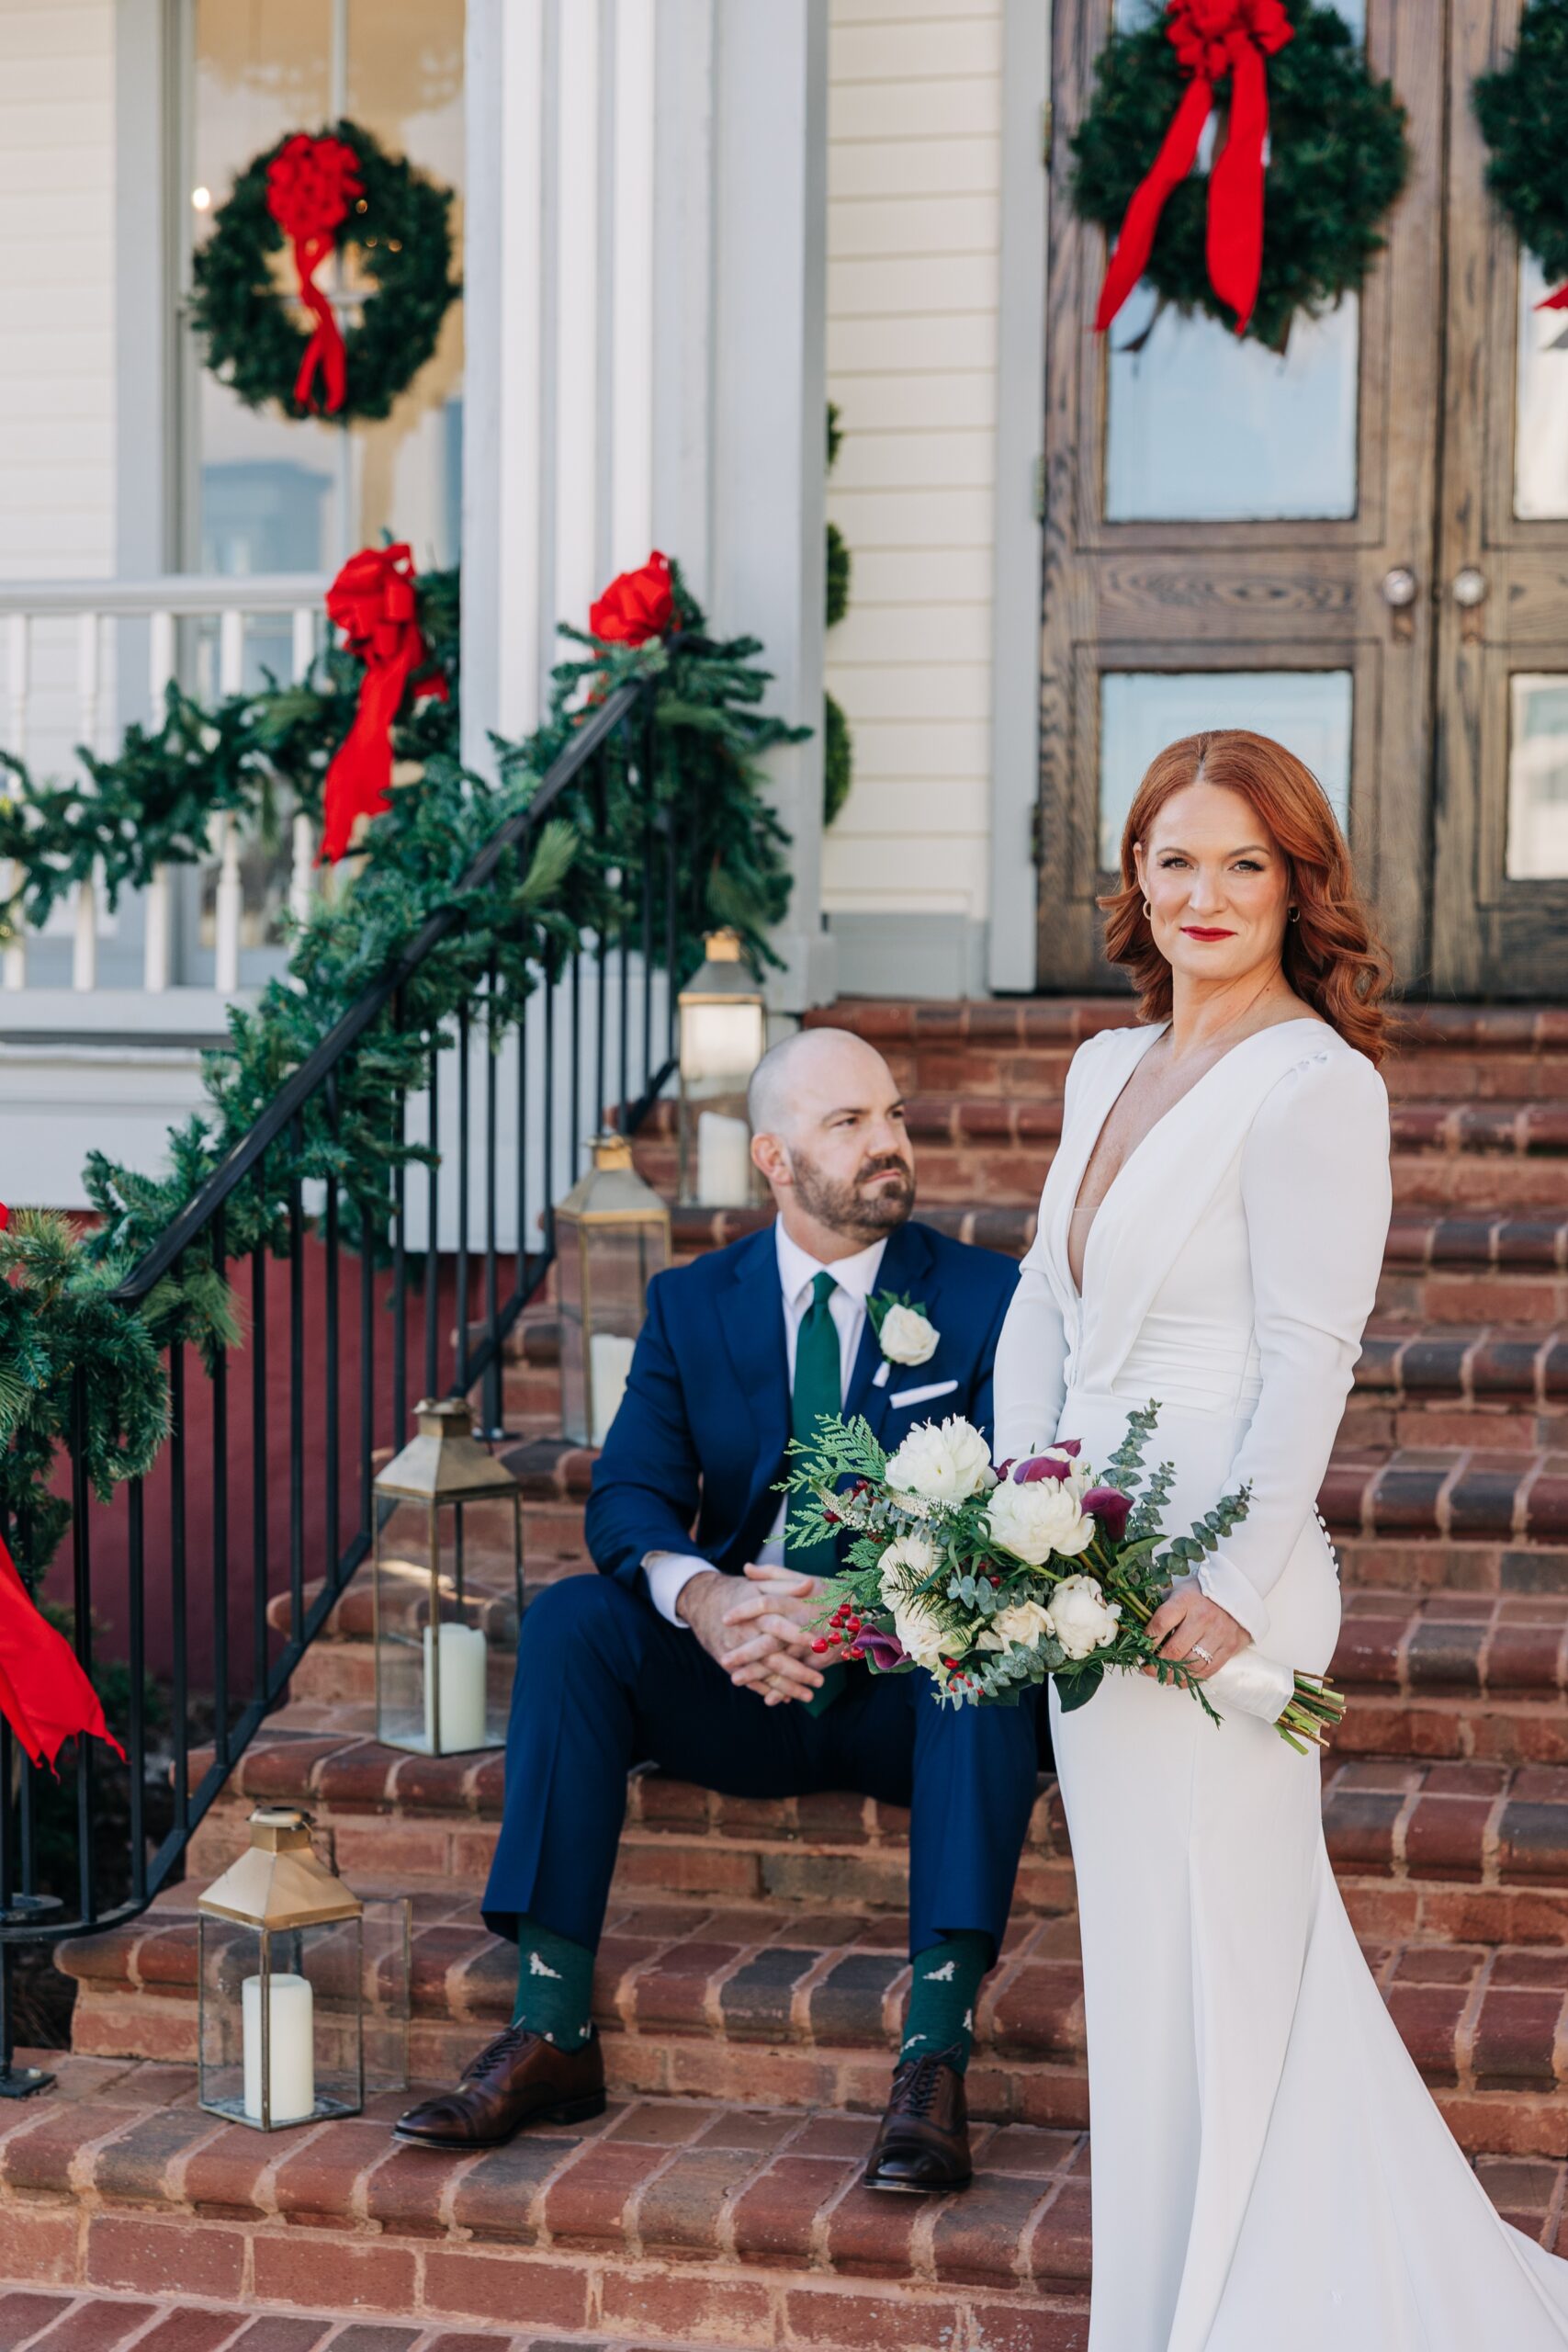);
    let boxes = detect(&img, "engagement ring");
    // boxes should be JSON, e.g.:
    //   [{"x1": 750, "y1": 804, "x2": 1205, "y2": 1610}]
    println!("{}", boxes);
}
[{"x1": 1190, "y1": 1645, "x2": 1212, "y2": 1665}]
